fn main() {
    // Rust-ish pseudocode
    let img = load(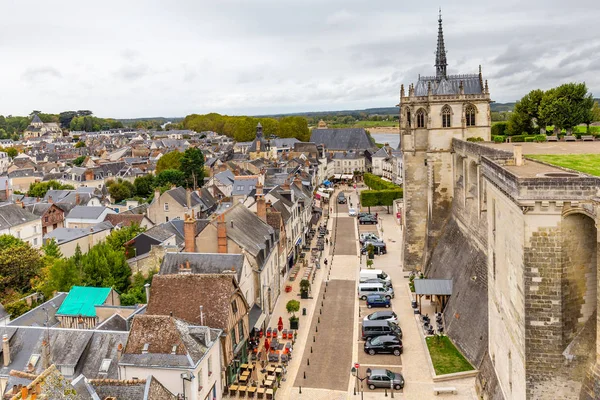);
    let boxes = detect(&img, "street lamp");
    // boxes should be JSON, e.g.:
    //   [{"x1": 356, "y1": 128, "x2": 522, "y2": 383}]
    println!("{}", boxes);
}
[{"x1": 351, "y1": 366, "x2": 371, "y2": 400}]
